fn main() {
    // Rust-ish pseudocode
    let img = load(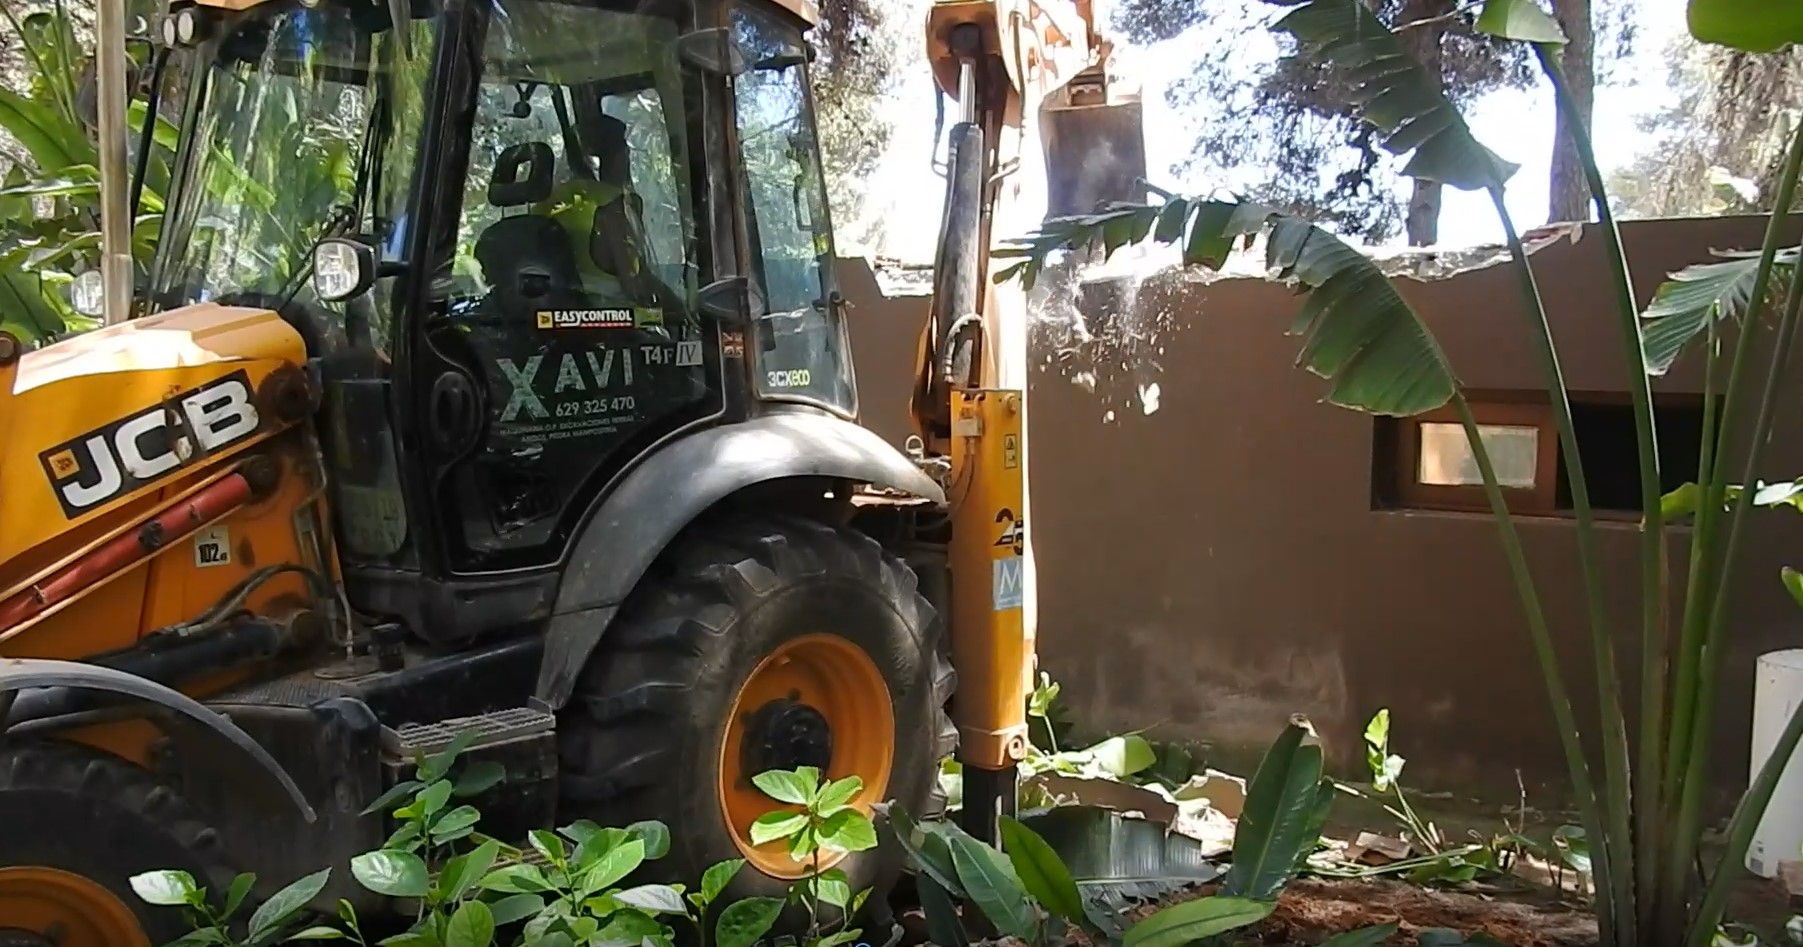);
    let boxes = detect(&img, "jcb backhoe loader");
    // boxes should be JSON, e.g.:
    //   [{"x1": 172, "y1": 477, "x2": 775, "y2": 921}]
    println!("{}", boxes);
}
[{"x1": 0, "y1": 0, "x2": 1137, "y2": 939}]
